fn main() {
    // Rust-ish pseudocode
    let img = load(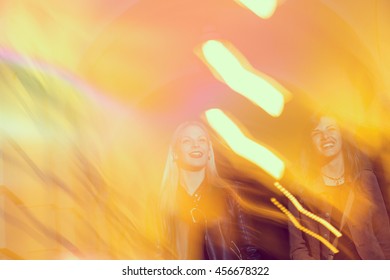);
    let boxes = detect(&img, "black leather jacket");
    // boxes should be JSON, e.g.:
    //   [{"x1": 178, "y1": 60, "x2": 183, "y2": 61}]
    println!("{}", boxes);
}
[{"x1": 162, "y1": 180, "x2": 261, "y2": 260}]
